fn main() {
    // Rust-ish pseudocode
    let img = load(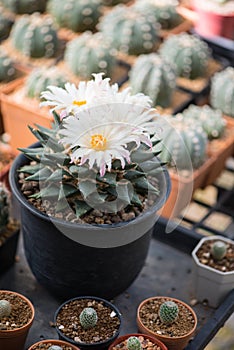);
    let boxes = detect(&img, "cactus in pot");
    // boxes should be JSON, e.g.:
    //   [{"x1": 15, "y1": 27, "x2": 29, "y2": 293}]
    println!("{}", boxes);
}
[
  {"x1": 10, "y1": 13, "x2": 59, "y2": 58},
  {"x1": 182, "y1": 104, "x2": 226, "y2": 140},
  {"x1": 160, "y1": 33, "x2": 210, "y2": 79},
  {"x1": 64, "y1": 31, "x2": 117, "y2": 79},
  {"x1": 210, "y1": 67, "x2": 234, "y2": 117},
  {"x1": 47, "y1": 0, "x2": 102, "y2": 33},
  {"x1": 99, "y1": 5, "x2": 160, "y2": 55},
  {"x1": 127, "y1": 336, "x2": 142, "y2": 350},
  {"x1": 25, "y1": 66, "x2": 66, "y2": 99},
  {"x1": 0, "y1": 0, "x2": 47, "y2": 14},
  {"x1": 79, "y1": 307, "x2": 98, "y2": 329},
  {"x1": 0, "y1": 49, "x2": 16, "y2": 82},
  {"x1": 133, "y1": 0, "x2": 183, "y2": 29},
  {"x1": 211, "y1": 241, "x2": 227, "y2": 261},
  {"x1": 0, "y1": 299, "x2": 12, "y2": 318},
  {"x1": 129, "y1": 53, "x2": 176, "y2": 108},
  {"x1": 159, "y1": 300, "x2": 179, "y2": 324}
]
